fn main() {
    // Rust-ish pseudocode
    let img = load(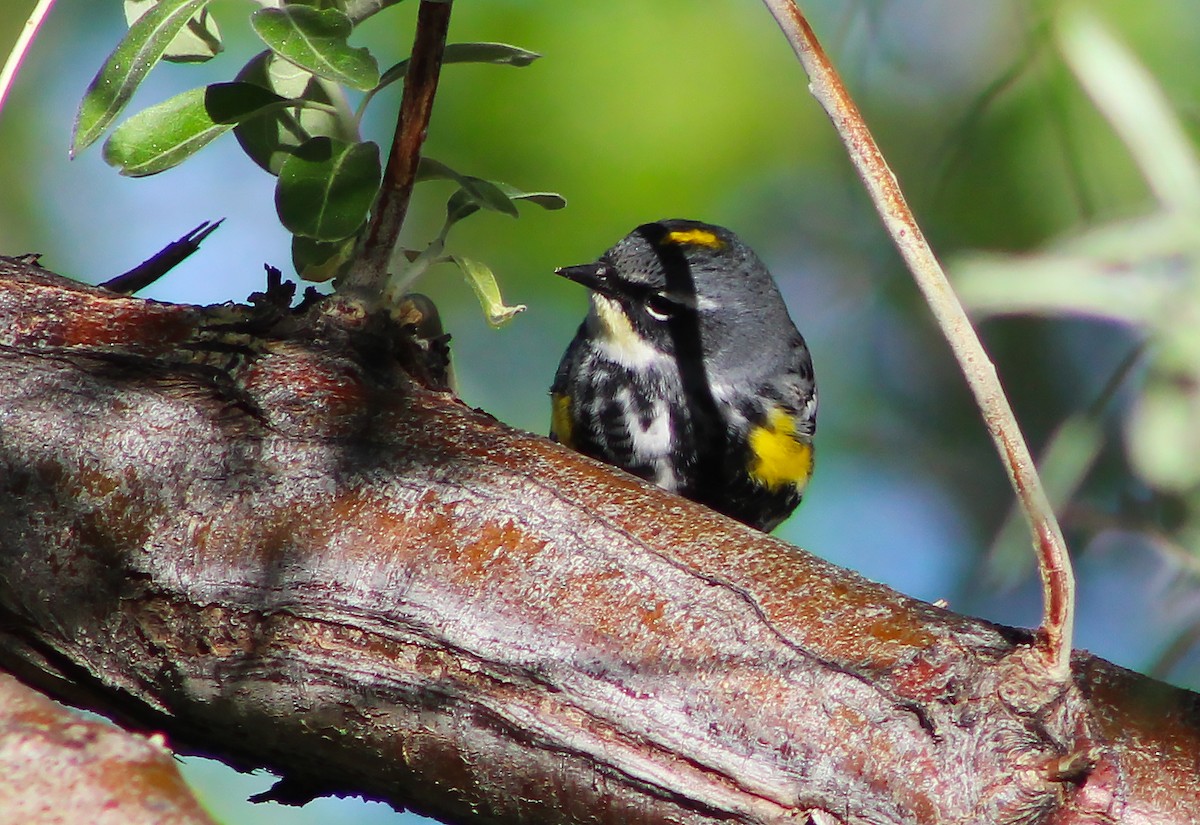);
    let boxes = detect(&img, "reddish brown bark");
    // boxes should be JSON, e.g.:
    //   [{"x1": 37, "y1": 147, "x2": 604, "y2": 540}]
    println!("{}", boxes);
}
[
  {"x1": 0, "y1": 673, "x2": 217, "y2": 825},
  {"x1": 0, "y1": 256, "x2": 1198, "y2": 824}
]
